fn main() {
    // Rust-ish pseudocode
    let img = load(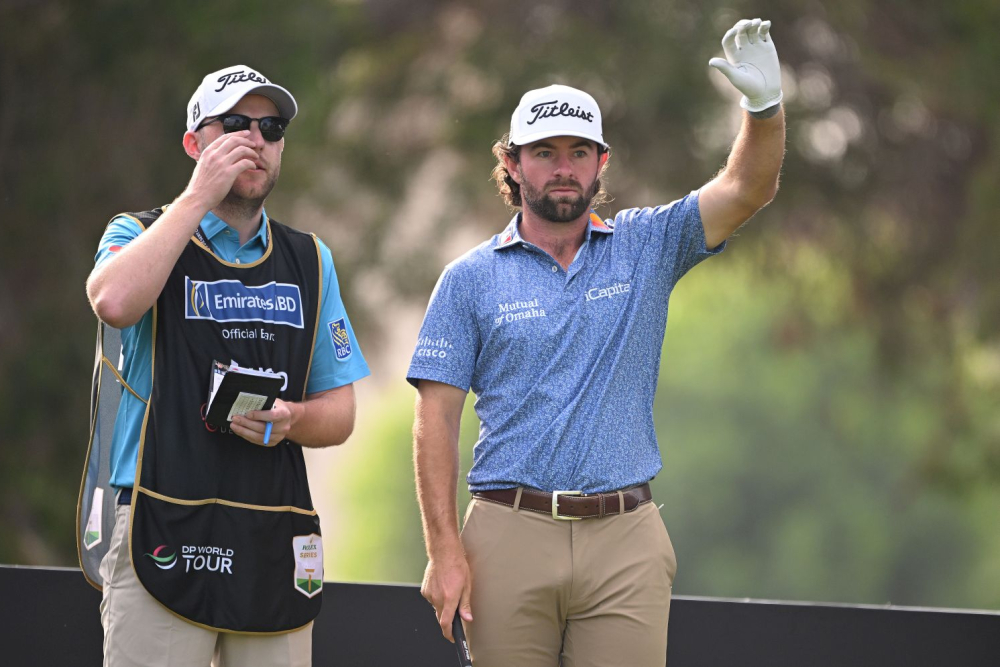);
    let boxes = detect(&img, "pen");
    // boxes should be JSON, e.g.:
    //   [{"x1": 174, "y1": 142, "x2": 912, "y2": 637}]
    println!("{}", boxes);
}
[{"x1": 263, "y1": 422, "x2": 273, "y2": 446}]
